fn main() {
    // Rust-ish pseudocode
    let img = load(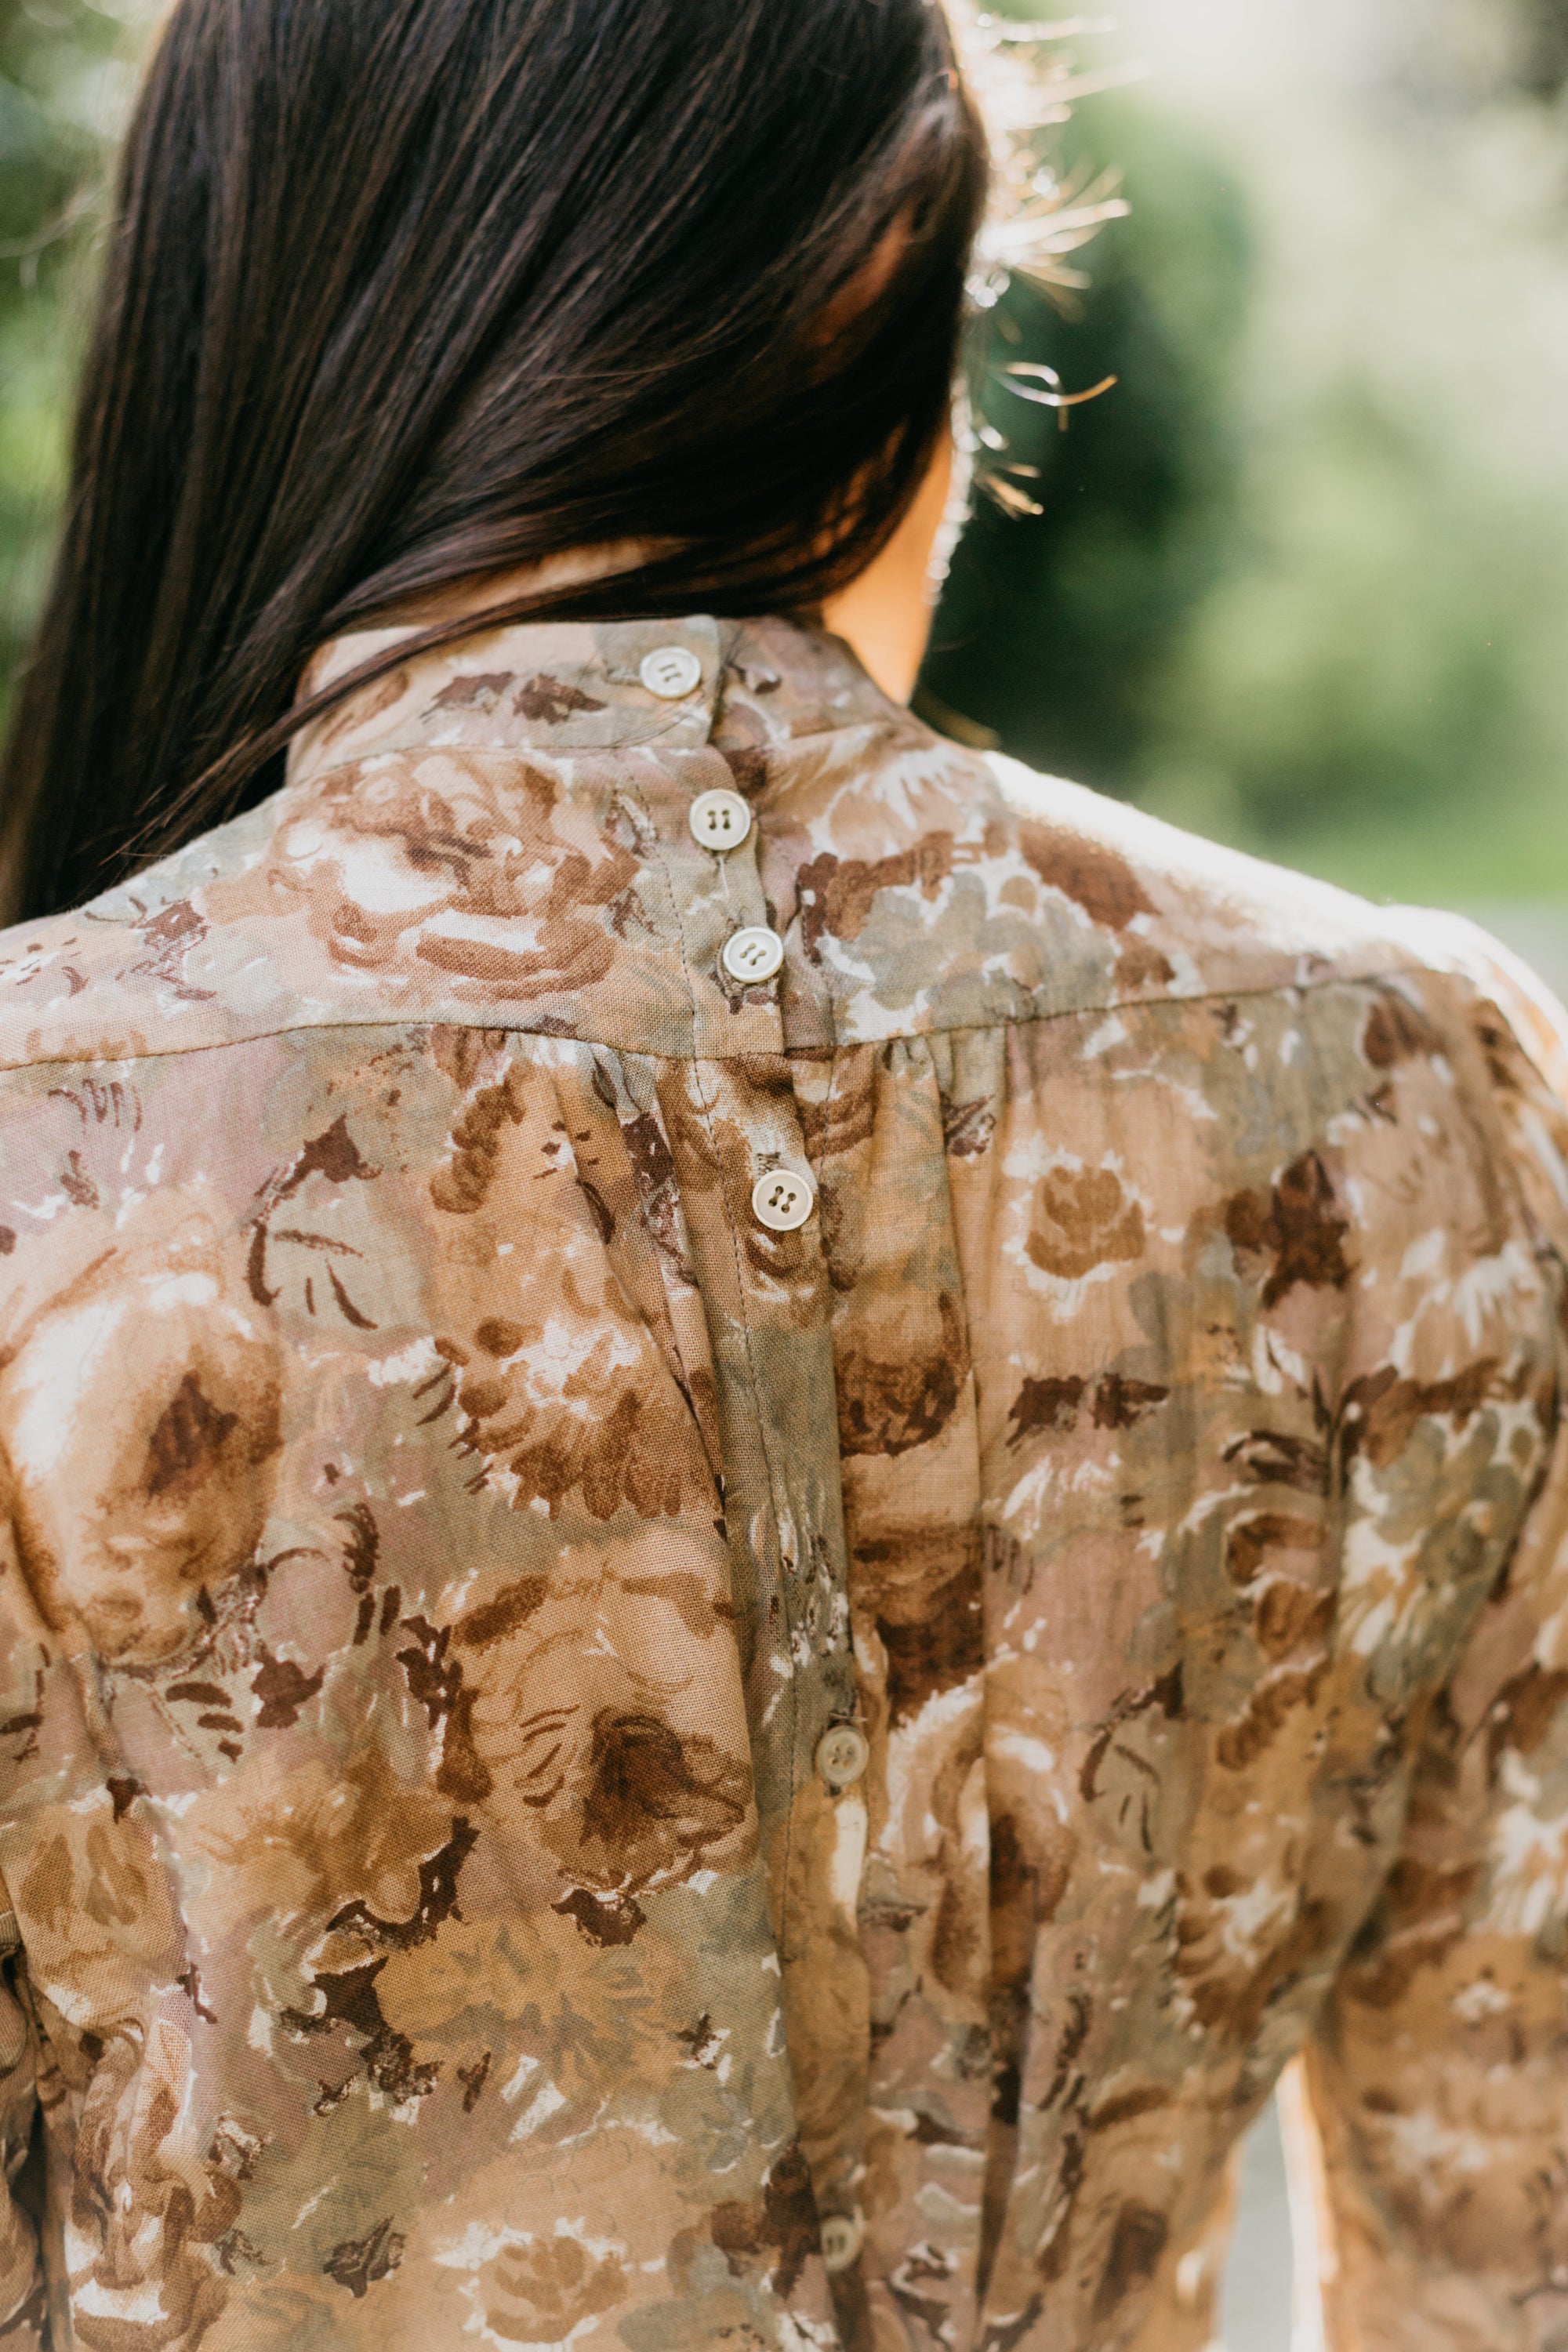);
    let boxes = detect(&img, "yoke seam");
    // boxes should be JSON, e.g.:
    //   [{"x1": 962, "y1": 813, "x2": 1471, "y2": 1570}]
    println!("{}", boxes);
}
[{"x1": 0, "y1": 957, "x2": 1465, "y2": 1081}]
